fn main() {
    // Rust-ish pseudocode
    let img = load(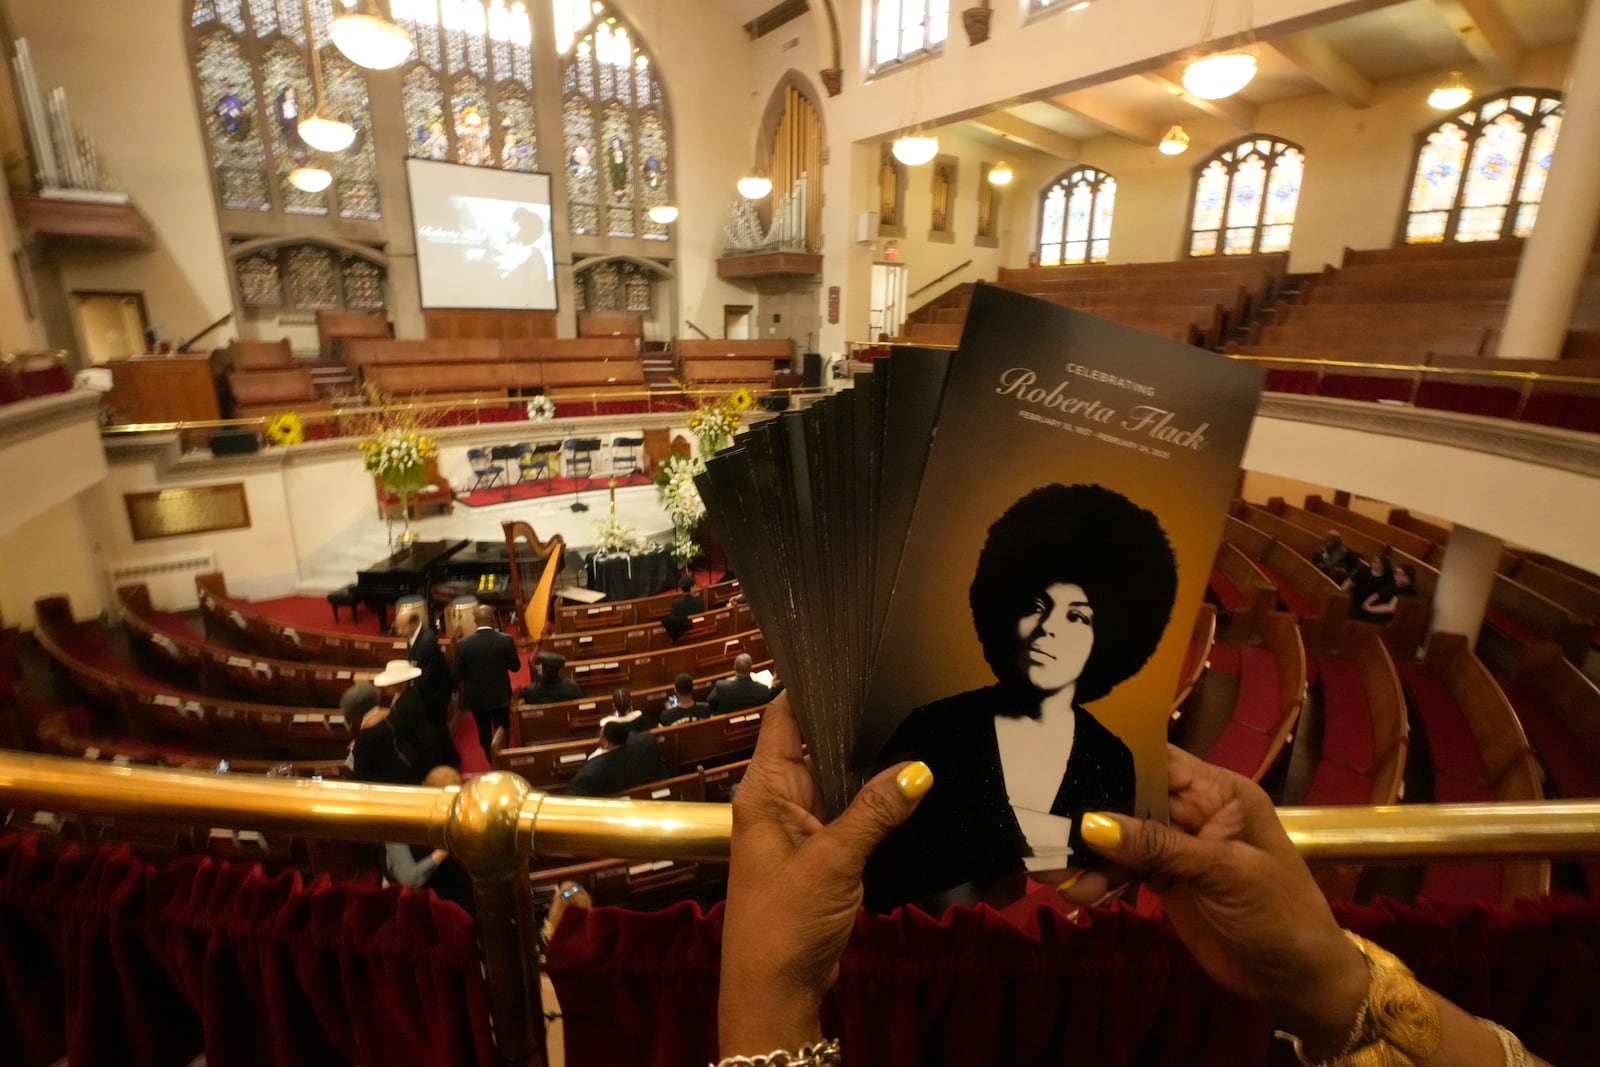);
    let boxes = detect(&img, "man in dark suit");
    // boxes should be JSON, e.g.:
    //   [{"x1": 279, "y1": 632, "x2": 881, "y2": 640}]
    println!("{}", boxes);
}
[
  {"x1": 521, "y1": 651, "x2": 583, "y2": 704},
  {"x1": 452, "y1": 605, "x2": 521, "y2": 760},
  {"x1": 397, "y1": 606, "x2": 462, "y2": 768},
  {"x1": 706, "y1": 653, "x2": 773, "y2": 715},
  {"x1": 661, "y1": 576, "x2": 704, "y2": 643},
  {"x1": 566, "y1": 720, "x2": 669, "y2": 797}
]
